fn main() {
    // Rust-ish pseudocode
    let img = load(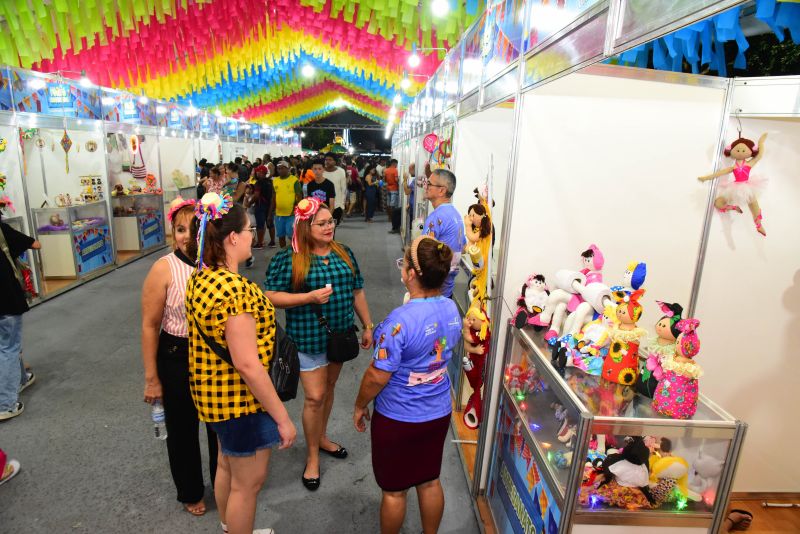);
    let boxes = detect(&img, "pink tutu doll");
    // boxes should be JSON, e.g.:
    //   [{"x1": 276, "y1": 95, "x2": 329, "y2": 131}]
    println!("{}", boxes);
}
[{"x1": 652, "y1": 319, "x2": 703, "y2": 420}]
